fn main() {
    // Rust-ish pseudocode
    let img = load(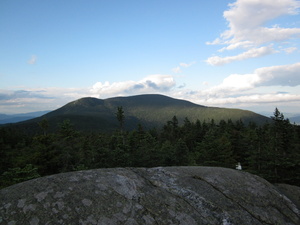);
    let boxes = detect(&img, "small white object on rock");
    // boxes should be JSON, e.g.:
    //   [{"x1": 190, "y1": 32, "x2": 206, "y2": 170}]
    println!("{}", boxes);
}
[{"x1": 236, "y1": 162, "x2": 242, "y2": 170}]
